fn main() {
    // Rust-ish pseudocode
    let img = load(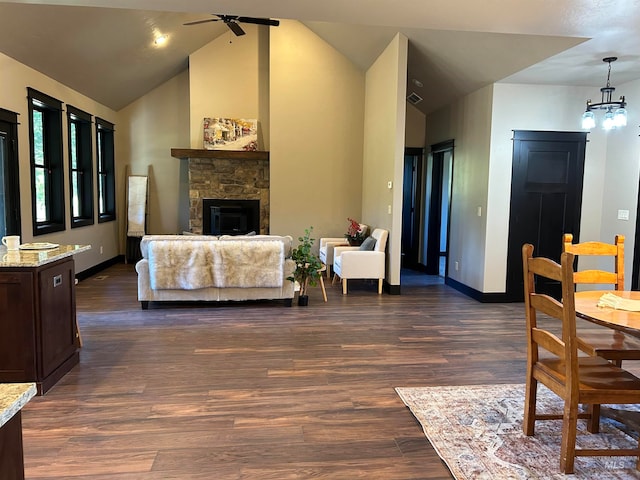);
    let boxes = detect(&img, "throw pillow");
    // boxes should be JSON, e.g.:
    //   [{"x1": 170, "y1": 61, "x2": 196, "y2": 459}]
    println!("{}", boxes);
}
[{"x1": 359, "y1": 236, "x2": 376, "y2": 251}]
